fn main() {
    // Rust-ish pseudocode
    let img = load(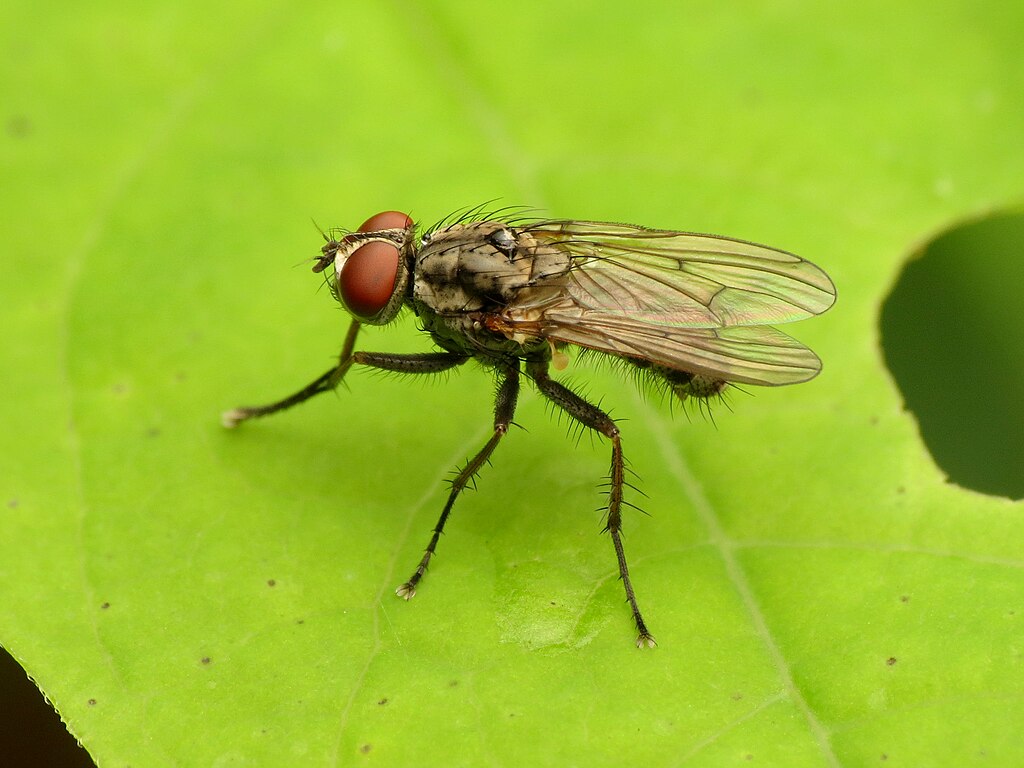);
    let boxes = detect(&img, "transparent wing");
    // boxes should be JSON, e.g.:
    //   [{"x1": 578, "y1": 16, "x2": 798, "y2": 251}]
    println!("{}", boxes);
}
[
  {"x1": 506, "y1": 220, "x2": 835, "y2": 385},
  {"x1": 524, "y1": 220, "x2": 836, "y2": 327},
  {"x1": 542, "y1": 319, "x2": 822, "y2": 385}
]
